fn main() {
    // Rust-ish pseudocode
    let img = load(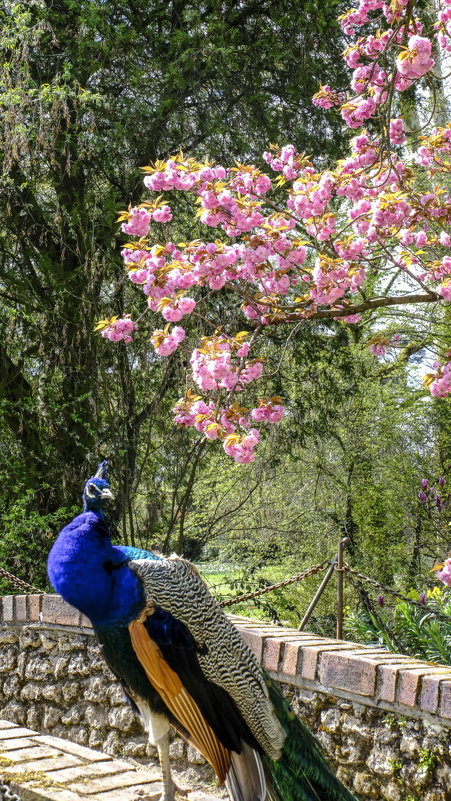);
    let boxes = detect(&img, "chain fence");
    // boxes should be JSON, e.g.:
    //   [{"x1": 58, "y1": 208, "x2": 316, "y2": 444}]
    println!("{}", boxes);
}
[
  {"x1": 0, "y1": 566, "x2": 43, "y2": 595},
  {"x1": 0, "y1": 554, "x2": 450, "y2": 627},
  {"x1": 218, "y1": 559, "x2": 330, "y2": 608}
]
